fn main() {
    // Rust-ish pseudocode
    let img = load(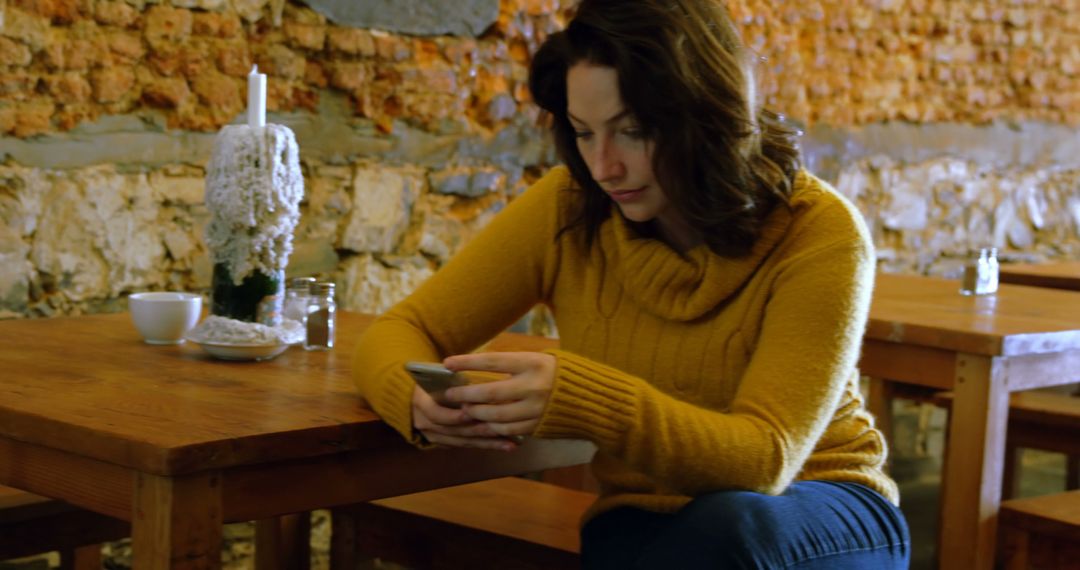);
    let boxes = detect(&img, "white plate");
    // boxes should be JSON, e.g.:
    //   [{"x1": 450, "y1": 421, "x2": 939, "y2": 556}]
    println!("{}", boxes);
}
[{"x1": 187, "y1": 339, "x2": 289, "y2": 362}]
